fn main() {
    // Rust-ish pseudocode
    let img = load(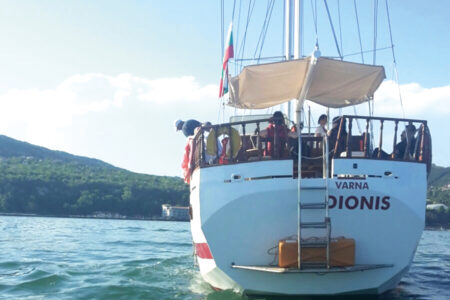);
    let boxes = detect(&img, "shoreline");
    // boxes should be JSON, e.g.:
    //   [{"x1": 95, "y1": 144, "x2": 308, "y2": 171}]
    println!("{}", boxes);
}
[
  {"x1": 0, "y1": 212, "x2": 189, "y2": 222},
  {"x1": 0, "y1": 213, "x2": 446, "y2": 228}
]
